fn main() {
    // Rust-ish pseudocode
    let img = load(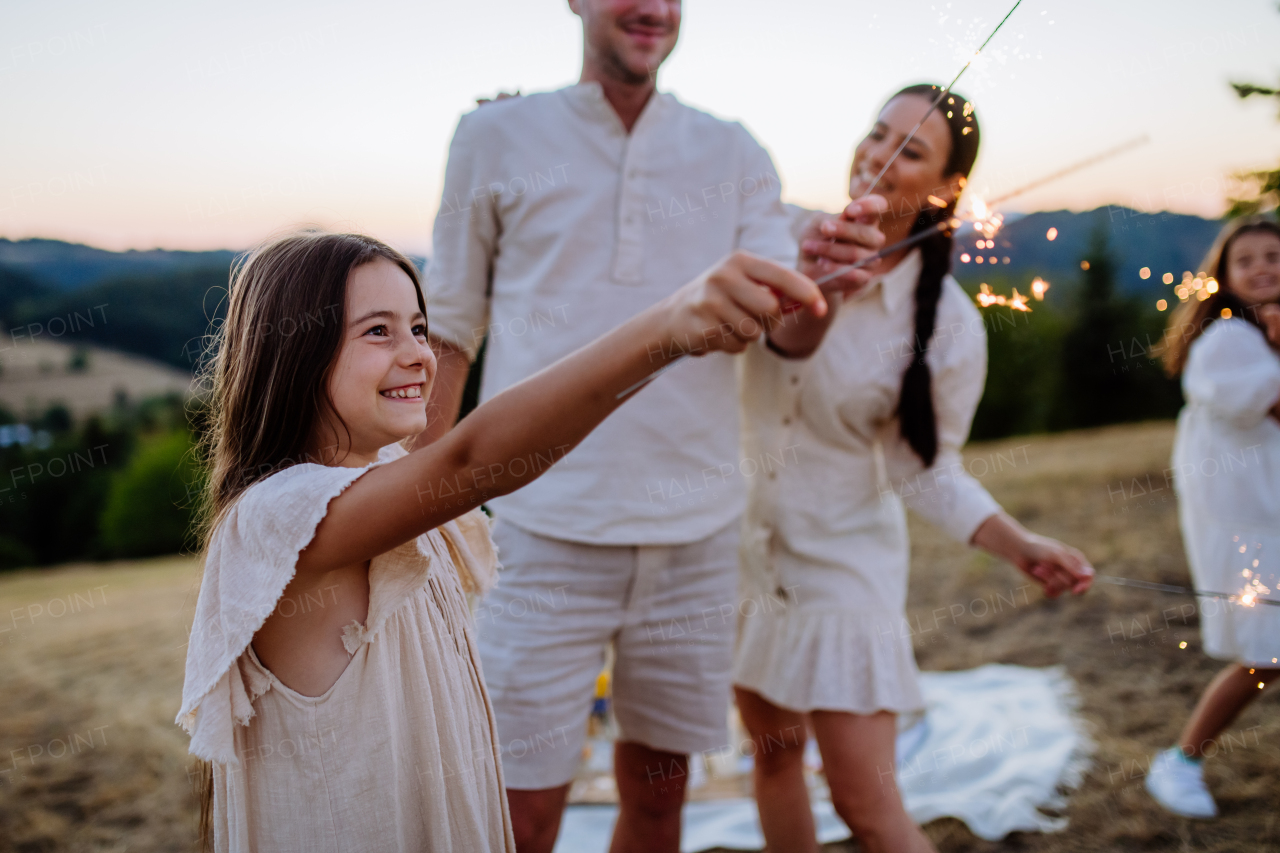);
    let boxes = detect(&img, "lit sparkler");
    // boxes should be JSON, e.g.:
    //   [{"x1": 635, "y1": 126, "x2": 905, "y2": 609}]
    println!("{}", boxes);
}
[
  {"x1": 976, "y1": 282, "x2": 1031, "y2": 311},
  {"x1": 1097, "y1": 575, "x2": 1280, "y2": 607},
  {"x1": 858, "y1": 0, "x2": 1025, "y2": 199}
]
